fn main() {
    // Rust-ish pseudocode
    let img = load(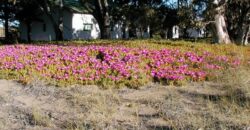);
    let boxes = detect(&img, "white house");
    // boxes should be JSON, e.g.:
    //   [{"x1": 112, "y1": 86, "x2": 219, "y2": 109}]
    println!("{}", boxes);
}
[
  {"x1": 20, "y1": 0, "x2": 122, "y2": 41},
  {"x1": 20, "y1": 7, "x2": 102, "y2": 41},
  {"x1": 18, "y1": 0, "x2": 174, "y2": 41},
  {"x1": 172, "y1": 25, "x2": 179, "y2": 39},
  {"x1": 19, "y1": 1, "x2": 204, "y2": 41},
  {"x1": 187, "y1": 28, "x2": 206, "y2": 38}
]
